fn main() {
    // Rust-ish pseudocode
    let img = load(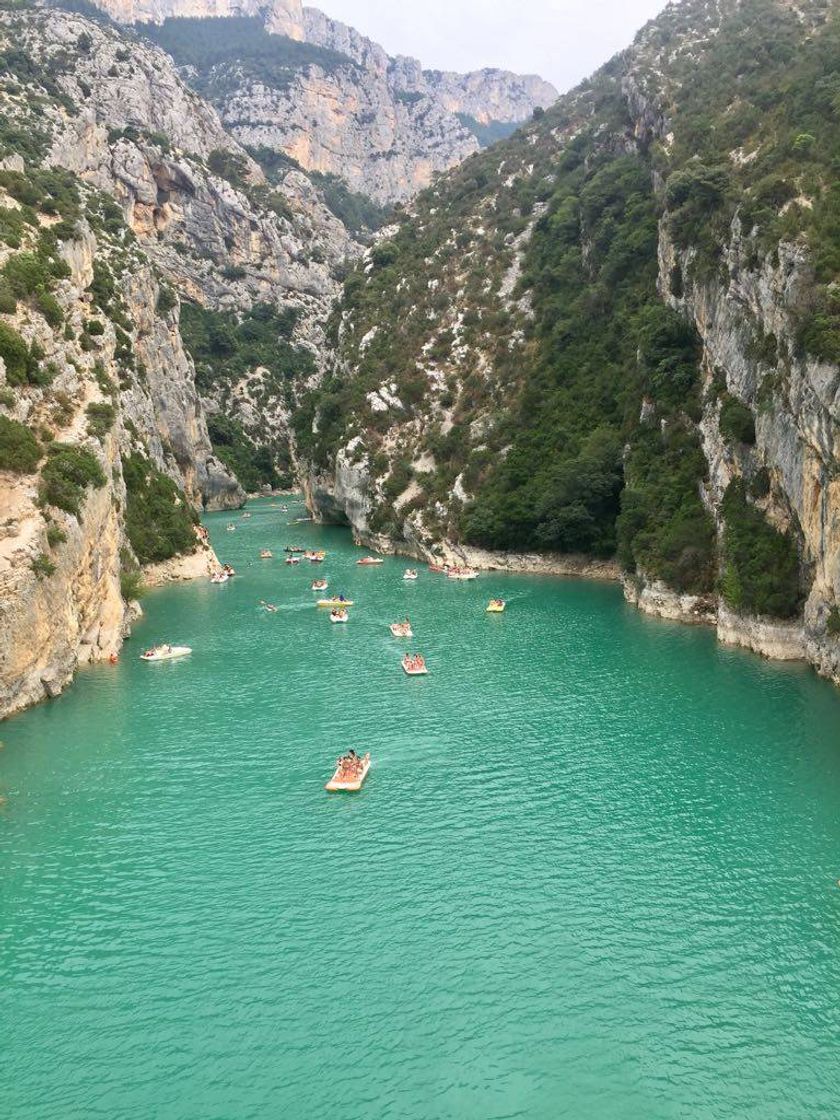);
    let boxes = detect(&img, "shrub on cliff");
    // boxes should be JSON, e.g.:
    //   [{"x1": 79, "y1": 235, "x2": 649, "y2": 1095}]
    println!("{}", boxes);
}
[
  {"x1": 719, "y1": 395, "x2": 756, "y2": 445},
  {"x1": 39, "y1": 443, "x2": 106, "y2": 517},
  {"x1": 0, "y1": 415, "x2": 41, "y2": 472},
  {"x1": 123, "y1": 455, "x2": 197, "y2": 564},
  {"x1": 720, "y1": 480, "x2": 802, "y2": 618}
]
